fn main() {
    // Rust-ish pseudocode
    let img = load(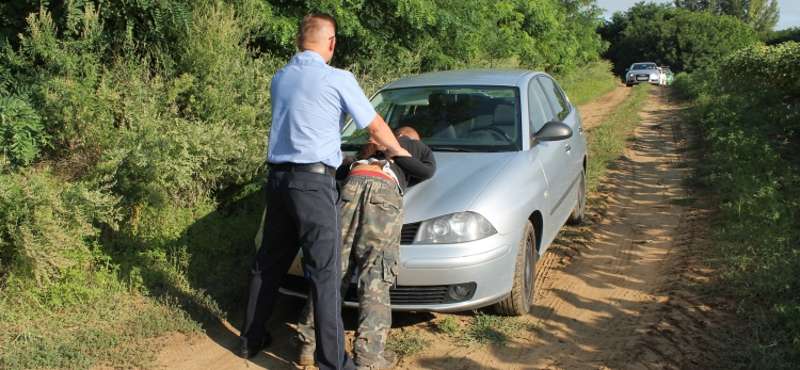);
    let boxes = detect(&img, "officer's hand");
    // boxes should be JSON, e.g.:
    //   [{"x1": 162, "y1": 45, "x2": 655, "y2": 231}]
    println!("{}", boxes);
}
[{"x1": 357, "y1": 142, "x2": 379, "y2": 160}]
